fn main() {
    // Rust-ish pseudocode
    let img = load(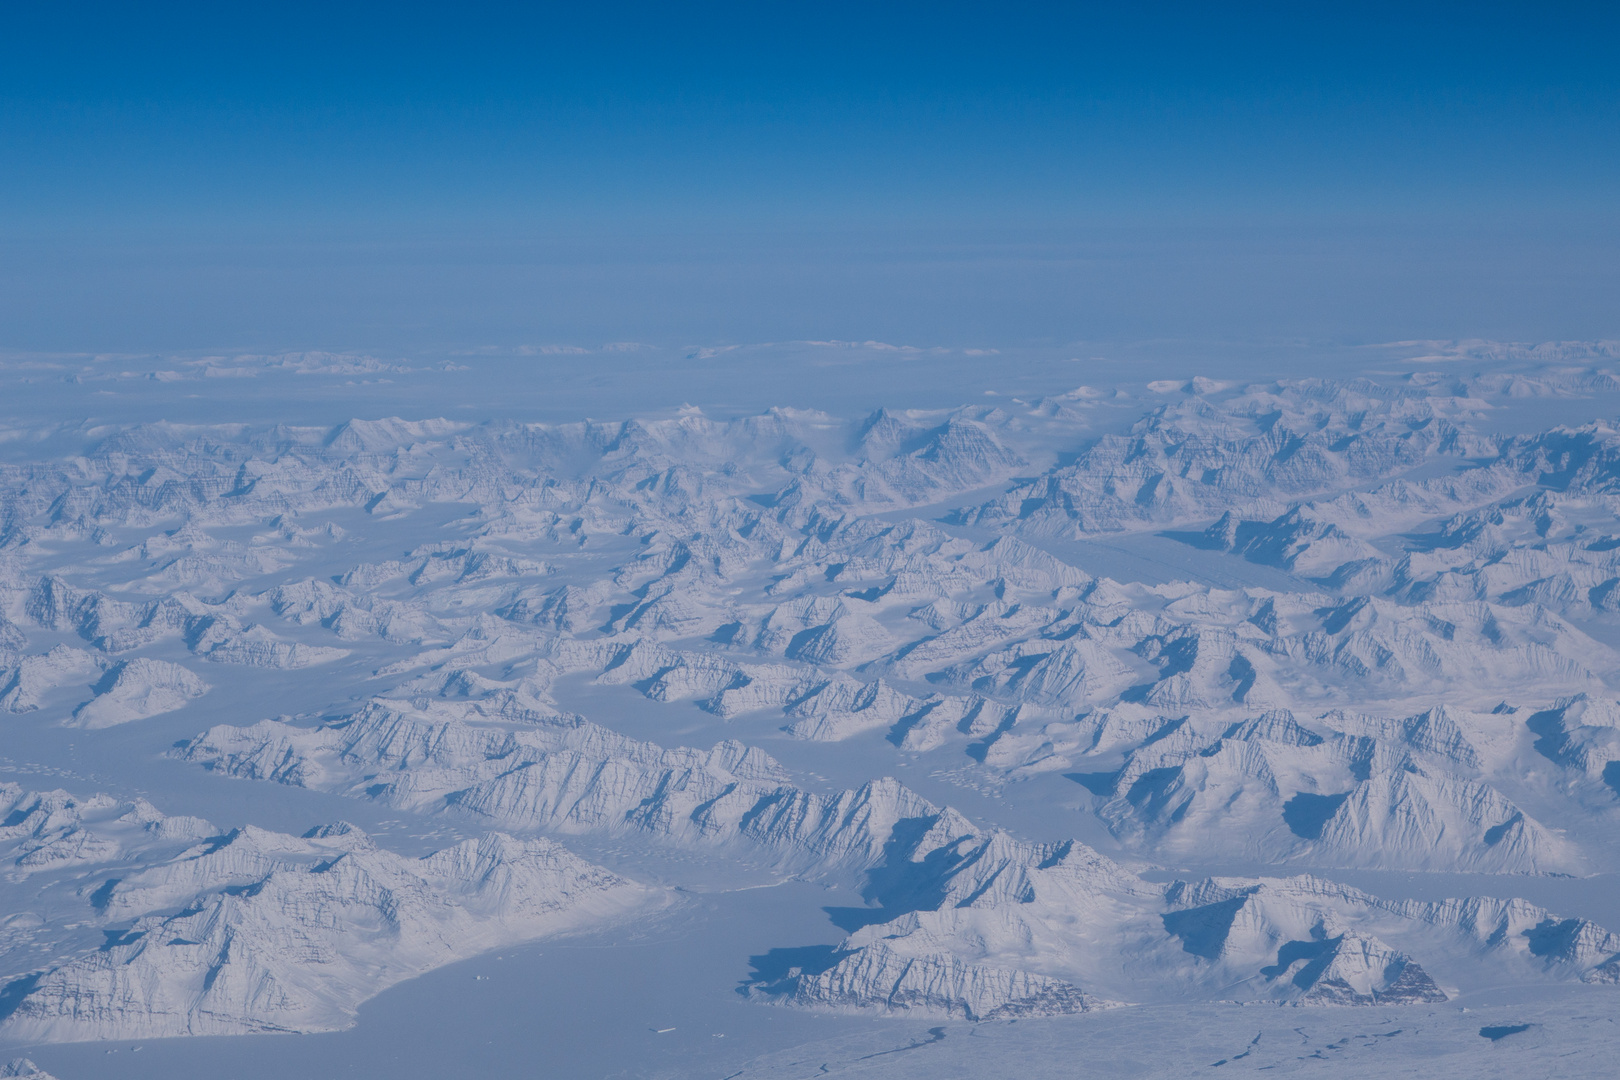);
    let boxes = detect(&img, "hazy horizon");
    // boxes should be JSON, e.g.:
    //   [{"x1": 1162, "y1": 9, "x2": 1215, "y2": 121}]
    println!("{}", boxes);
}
[{"x1": 5, "y1": 3, "x2": 1618, "y2": 354}]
